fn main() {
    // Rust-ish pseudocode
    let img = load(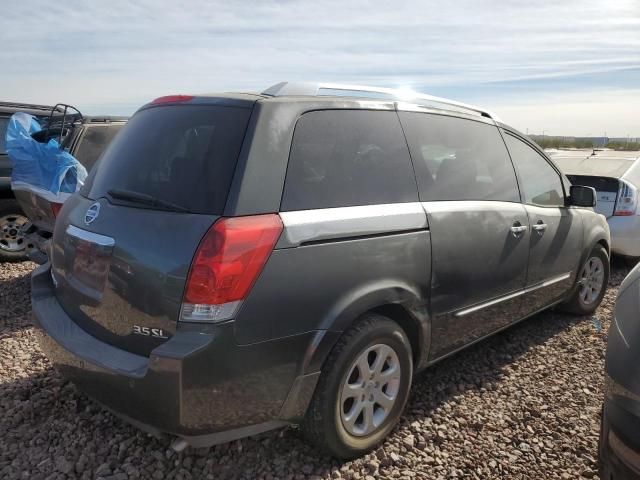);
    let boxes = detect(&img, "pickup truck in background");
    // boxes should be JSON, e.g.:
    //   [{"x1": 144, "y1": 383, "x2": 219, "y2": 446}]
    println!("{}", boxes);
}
[
  {"x1": 0, "y1": 102, "x2": 55, "y2": 261},
  {"x1": 1, "y1": 102, "x2": 126, "y2": 262}
]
